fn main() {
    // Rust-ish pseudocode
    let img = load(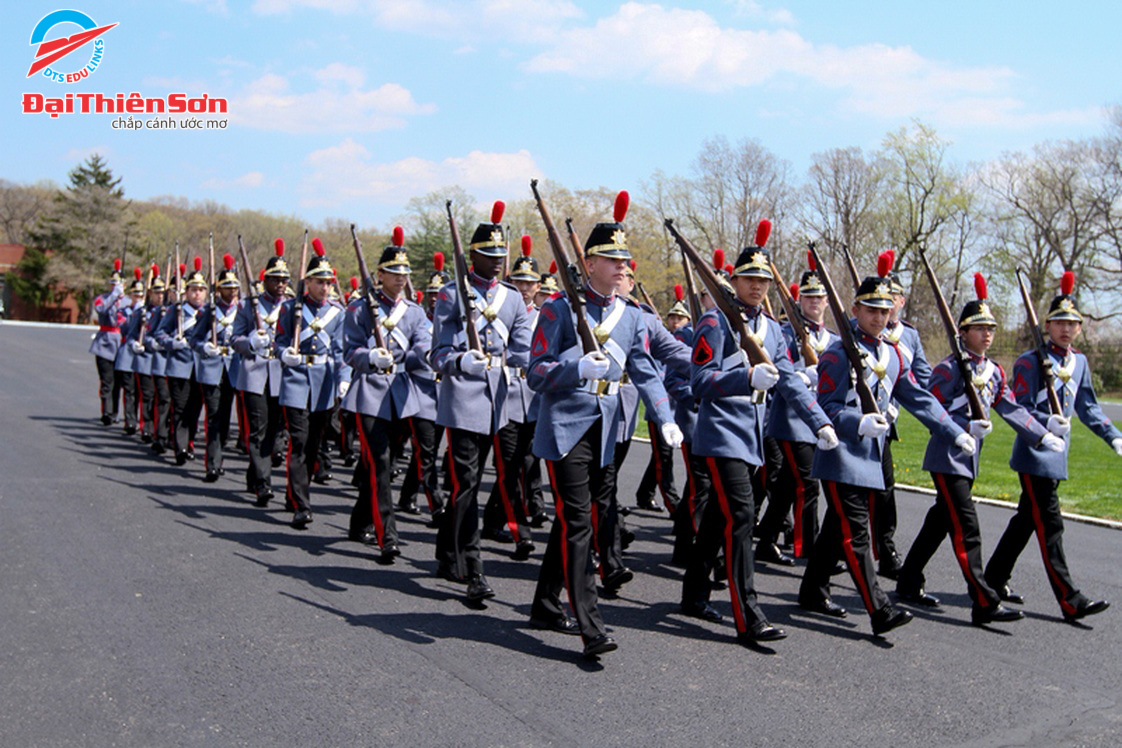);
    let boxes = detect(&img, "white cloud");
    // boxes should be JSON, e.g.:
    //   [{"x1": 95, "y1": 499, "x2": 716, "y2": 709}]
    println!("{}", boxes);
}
[
  {"x1": 65, "y1": 145, "x2": 112, "y2": 162},
  {"x1": 183, "y1": 0, "x2": 230, "y2": 15},
  {"x1": 202, "y1": 171, "x2": 266, "y2": 189},
  {"x1": 300, "y1": 138, "x2": 542, "y2": 208},
  {"x1": 728, "y1": 0, "x2": 795, "y2": 26}
]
